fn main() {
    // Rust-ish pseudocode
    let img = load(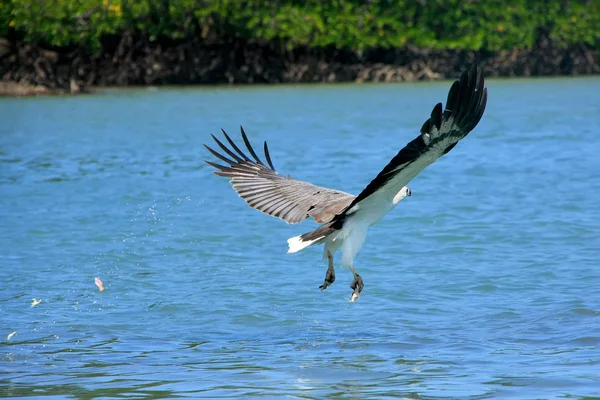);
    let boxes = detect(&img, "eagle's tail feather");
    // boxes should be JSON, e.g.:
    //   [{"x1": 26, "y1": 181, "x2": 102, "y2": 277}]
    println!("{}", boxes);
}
[{"x1": 287, "y1": 222, "x2": 337, "y2": 254}]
